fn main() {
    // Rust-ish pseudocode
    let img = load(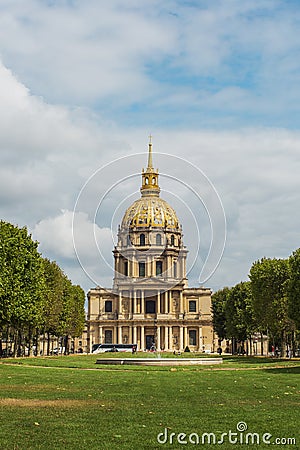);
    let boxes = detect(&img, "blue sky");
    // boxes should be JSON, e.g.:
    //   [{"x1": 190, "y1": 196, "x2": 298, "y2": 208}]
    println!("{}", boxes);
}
[{"x1": 0, "y1": 0, "x2": 300, "y2": 292}]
